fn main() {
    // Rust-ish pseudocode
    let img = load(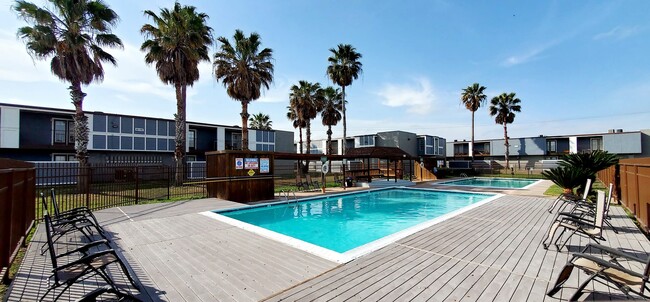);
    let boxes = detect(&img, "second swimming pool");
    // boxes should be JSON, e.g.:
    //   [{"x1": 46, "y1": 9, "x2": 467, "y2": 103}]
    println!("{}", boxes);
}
[{"x1": 203, "y1": 187, "x2": 500, "y2": 262}]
